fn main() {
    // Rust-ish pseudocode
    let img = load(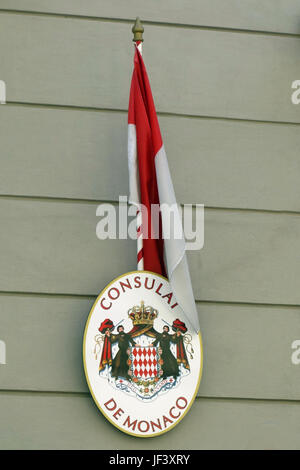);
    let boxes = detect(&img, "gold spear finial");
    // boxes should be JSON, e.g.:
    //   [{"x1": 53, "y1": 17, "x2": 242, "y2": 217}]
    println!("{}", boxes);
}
[{"x1": 132, "y1": 17, "x2": 144, "y2": 43}]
